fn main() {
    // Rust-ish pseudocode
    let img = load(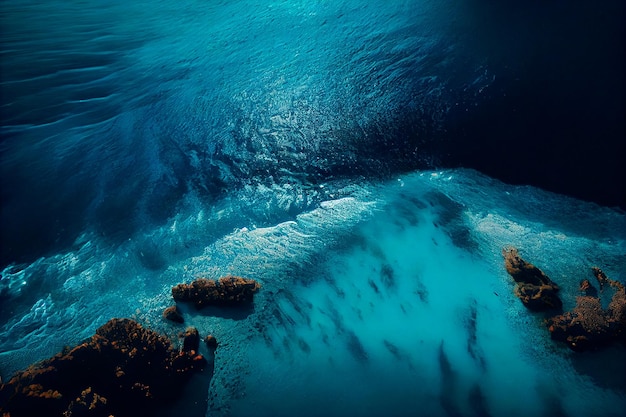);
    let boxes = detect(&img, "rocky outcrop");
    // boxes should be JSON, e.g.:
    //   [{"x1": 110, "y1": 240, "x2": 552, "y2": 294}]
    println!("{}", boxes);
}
[
  {"x1": 502, "y1": 248, "x2": 625, "y2": 351},
  {"x1": 205, "y1": 335, "x2": 218, "y2": 350},
  {"x1": 182, "y1": 327, "x2": 201, "y2": 353},
  {"x1": 172, "y1": 276, "x2": 261, "y2": 308},
  {"x1": 163, "y1": 305, "x2": 185, "y2": 323},
  {"x1": 502, "y1": 247, "x2": 562, "y2": 311},
  {"x1": 547, "y1": 268, "x2": 626, "y2": 351},
  {"x1": 578, "y1": 279, "x2": 596, "y2": 297},
  {"x1": 0, "y1": 318, "x2": 206, "y2": 417}
]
